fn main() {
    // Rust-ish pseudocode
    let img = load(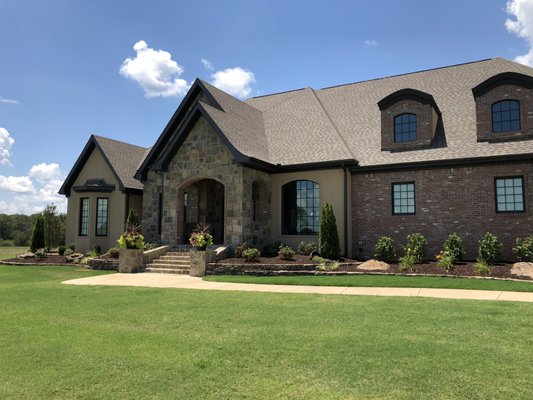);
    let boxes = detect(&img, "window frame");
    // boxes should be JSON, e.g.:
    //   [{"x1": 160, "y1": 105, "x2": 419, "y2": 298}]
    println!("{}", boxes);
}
[
  {"x1": 281, "y1": 180, "x2": 320, "y2": 235},
  {"x1": 391, "y1": 182, "x2": 416, "y2": 215},
  {"x1": 393, "y1": 113, "x2": 417, "y2": 143},
  {"x1": 491, "y1": 99, "x2": 521, "y2": 133},
  {"x1": 79, "y1": 197, "x2": 89, "y2": 236},
  {"x1": 95, "y1": 197, "x2": 109, "y2": 237},
  {"x1": 494, "y1": 176, "x2": 525, "y2": 214}
]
